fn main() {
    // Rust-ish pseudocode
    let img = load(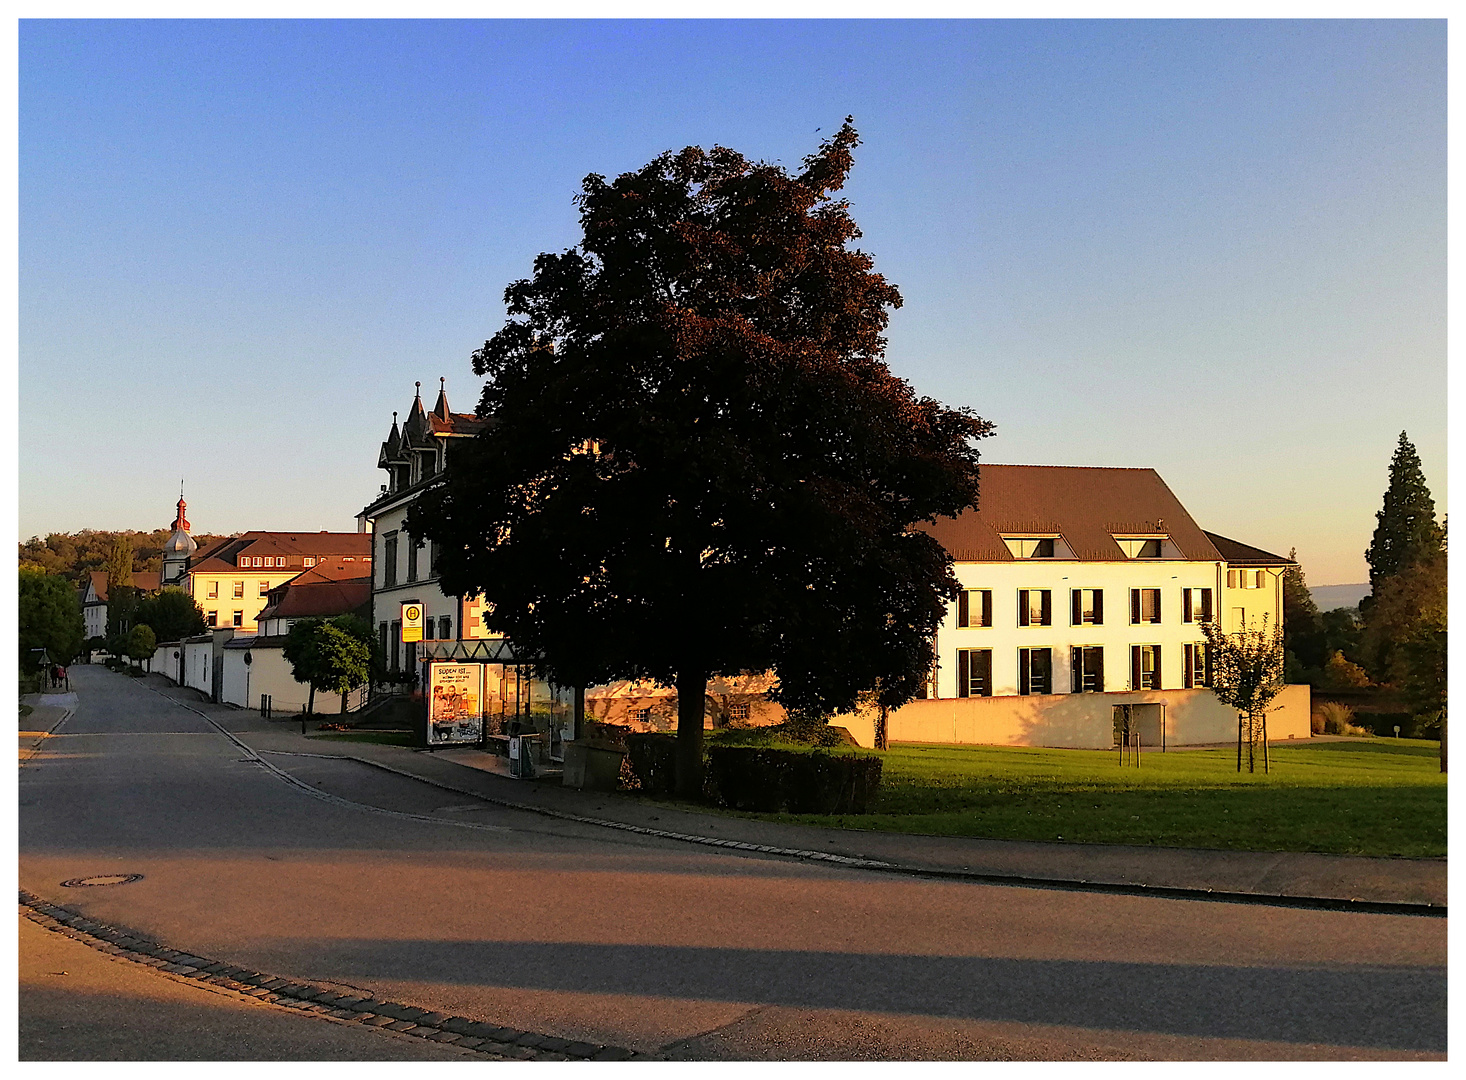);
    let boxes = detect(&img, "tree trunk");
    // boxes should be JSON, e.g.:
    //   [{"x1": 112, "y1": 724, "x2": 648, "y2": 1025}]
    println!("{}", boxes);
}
[
  {"x1": 875, "y1": 704, "x2": 889, "y2": 751},
  {"x1": 675, "y1": 669, "x2": 707, "y2": 799},
  {"x1": 1441, "y1": 712, "x2": 1447, "y2": 774},
  {"x1": 308, "y1": 684, "x2": 316, "y2": 717}
]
